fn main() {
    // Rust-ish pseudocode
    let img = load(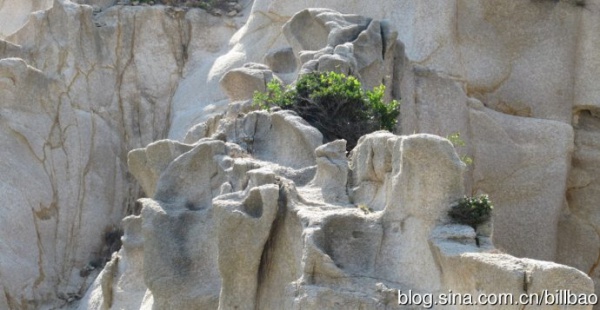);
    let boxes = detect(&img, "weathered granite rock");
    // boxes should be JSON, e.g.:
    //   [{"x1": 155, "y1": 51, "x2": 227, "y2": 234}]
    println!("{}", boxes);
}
[
  {"x1": 128, "y1": 140, "x2": 193, "y2": 197},
  {"x1": 76, "y1": 215, "x2": 150, "y2": 310},
  {"x1": 193, "y1": 7, "x2": 600, "y2": 288},
  {"x1": 263, "y1": 46, "x2": 296, "y2": 74},
  {"x1": 559, "y1": 109, "x2": 600, "y2": 297},
  {"x1": 4, "y1": 0, "x2": 600, "y2": 307},
  {"x1": 349, "y1": 131, "x2": 398, "y2": 211},
  {"x1": 0, "y1": 0, "x2": 243, "y2": 307},
  {"x1": 0, "y1": 0, "x2": 52, "y2": 38},
  {"x1": 400, "y1": 66, "x2": 470, "y2": 142},
  {"x1": 215, "y1": 184, "x2": 280, "y2": 310},
  {"x1": 311, "y1": 139, "x2": 349, "y2": 204},
  {"x1": 432, "y1": 224, "x2": 595, "y2": 310},
  {"x1": 211, "y1": 6, "x2": 599, "y2": 289},
  {"x1": 282, "y1": 9, "x2": 397, "y2": 92},
  {"x1": 72, "y1": 0, "x2": 117, "y2": 10},
  {"x1": 85, "y1": 119, "x2": 593, "y2": 309},
  {"x1": 220, "y1": 62, "x2": 276, "y2": 101},
  {"x1": 399, "y1": 63, "x2": 575, "y2": 263},
  {"x1": 469, "y1": 103, "x2": 574, "y2": 261}
]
